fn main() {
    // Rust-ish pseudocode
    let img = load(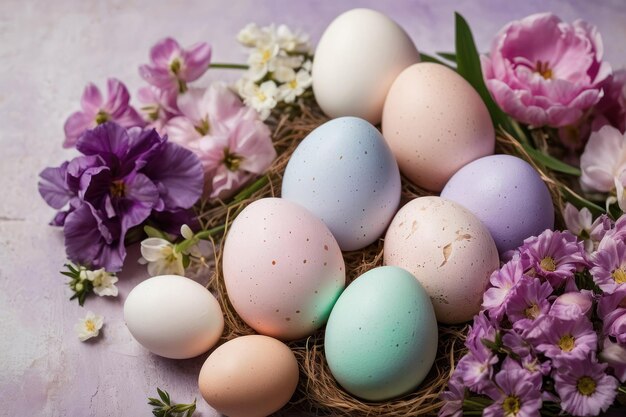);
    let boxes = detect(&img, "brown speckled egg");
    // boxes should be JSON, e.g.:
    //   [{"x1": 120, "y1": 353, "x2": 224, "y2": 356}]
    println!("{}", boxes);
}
[
  {"x1": 198, "y1": 335, "x2": 299, "y2": 417},
  {"x1": 382, "y1": 62, "x2": 495, "y2": 191},
  {"x1": 383, "y1": 196, "x2": 499, "y2": 324}
]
